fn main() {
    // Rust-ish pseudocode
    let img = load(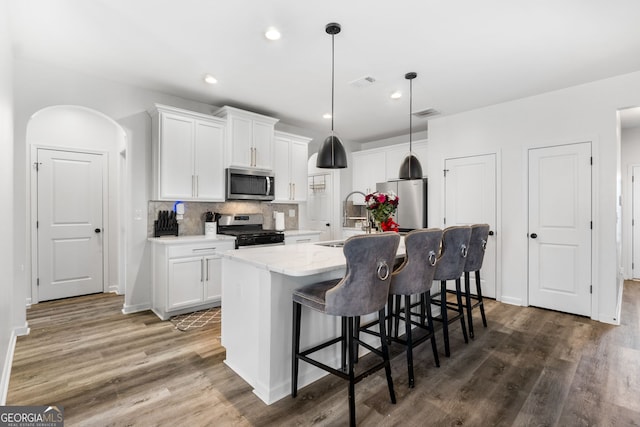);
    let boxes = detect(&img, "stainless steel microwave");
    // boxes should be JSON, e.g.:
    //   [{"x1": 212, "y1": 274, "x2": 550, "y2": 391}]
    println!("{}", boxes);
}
[{"x1": 226, "y1": 168, "x2": 275, "y2": 201}]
